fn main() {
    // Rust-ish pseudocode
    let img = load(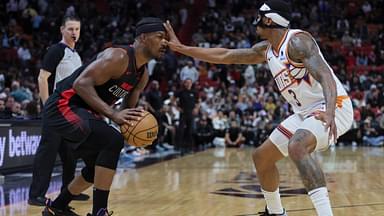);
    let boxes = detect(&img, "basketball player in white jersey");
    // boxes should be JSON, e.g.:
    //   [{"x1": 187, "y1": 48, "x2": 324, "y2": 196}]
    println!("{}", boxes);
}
[{"x1": 164, "y1": 0, "x2": 353, "y2": 215}]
